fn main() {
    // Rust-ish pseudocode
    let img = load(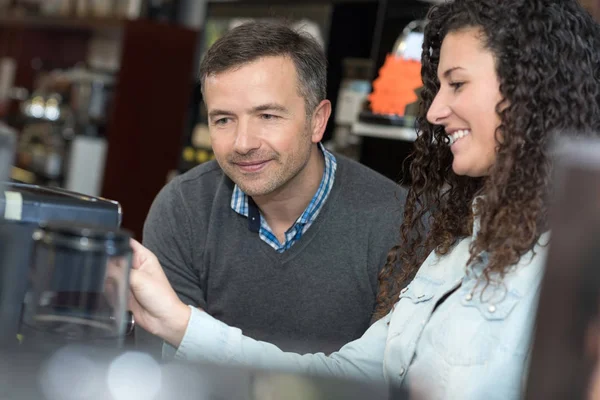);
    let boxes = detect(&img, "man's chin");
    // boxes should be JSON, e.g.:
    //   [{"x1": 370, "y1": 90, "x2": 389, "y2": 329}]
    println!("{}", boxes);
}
[
  {"x1": 237, "y1": 185, "x2": 274, "y2": 197},
  {"x1": 224, "y1": 167, "x2": 285, "y2": 197}
]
